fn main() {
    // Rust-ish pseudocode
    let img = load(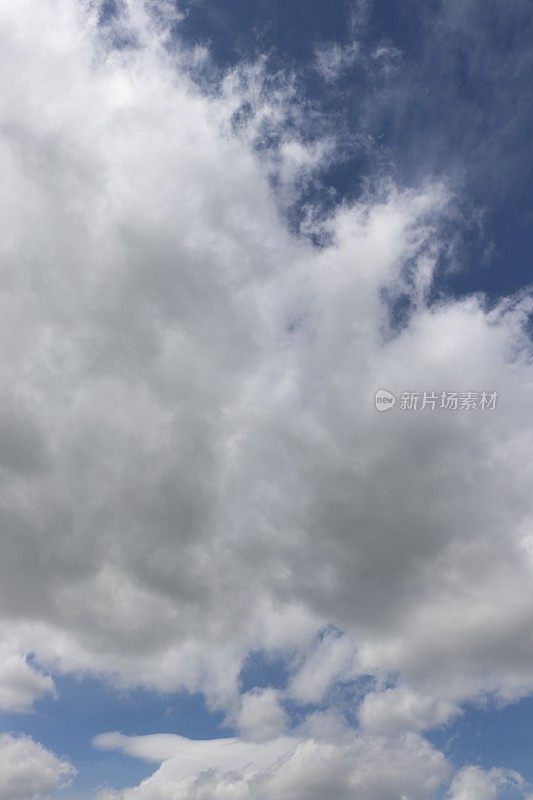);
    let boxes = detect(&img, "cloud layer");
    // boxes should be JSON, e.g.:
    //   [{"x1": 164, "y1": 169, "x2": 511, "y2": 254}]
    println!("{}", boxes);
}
[
  {"x1": 0, "y1": 0, "x2": 533, "y2": 796},
  {"x1": 95, "y1": 731, "x2": 449, "y2": 800}
]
